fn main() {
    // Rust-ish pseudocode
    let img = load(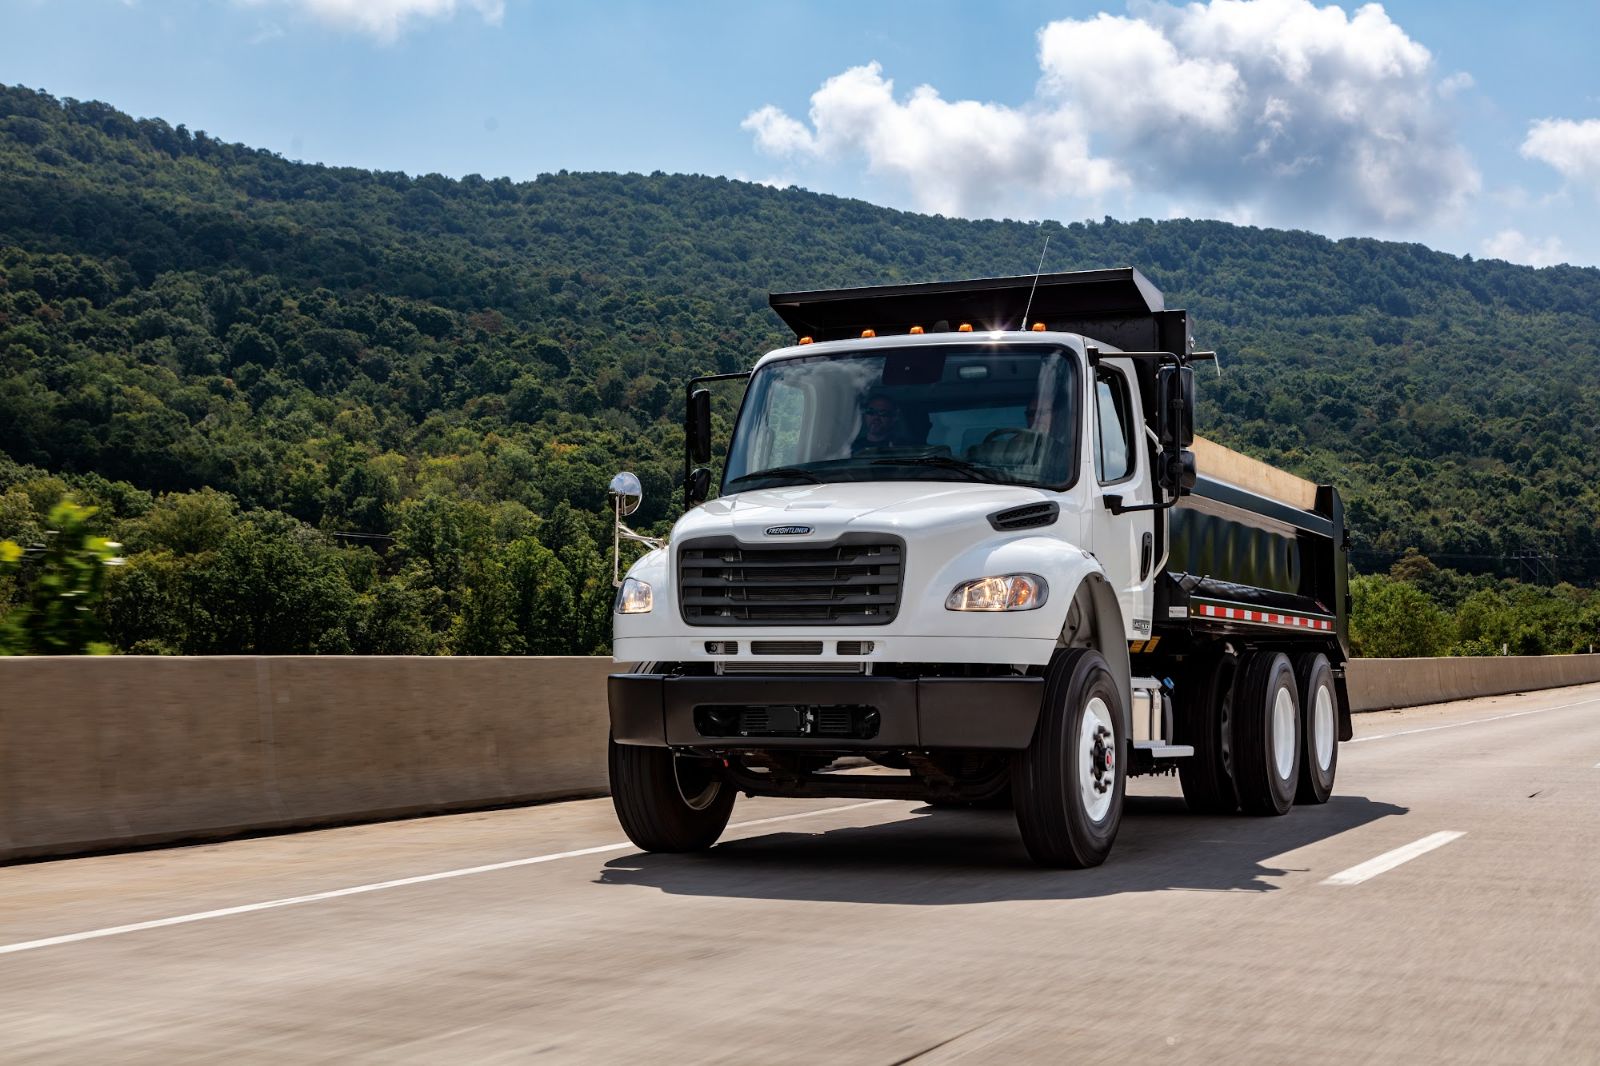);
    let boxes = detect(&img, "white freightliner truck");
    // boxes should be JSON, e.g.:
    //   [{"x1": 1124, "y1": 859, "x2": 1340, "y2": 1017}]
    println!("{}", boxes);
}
[{"x1": 605, "y1": 269, "x2": 1351, "y2": 868}]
